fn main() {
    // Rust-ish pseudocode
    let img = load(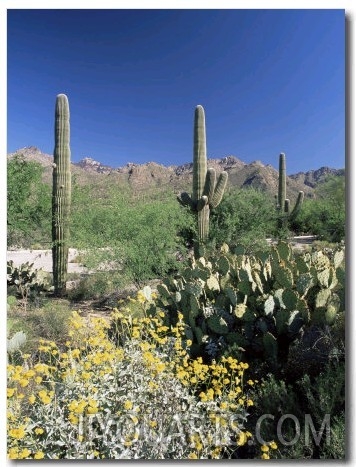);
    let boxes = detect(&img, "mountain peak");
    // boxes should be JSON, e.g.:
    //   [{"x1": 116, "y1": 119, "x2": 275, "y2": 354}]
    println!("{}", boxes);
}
[
  {"x1": 76, "y1": 157, "x2": 113, "y2": 173},
  {"x1": 7, "y1": 146, "x2": 343, "y2": 199}
]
